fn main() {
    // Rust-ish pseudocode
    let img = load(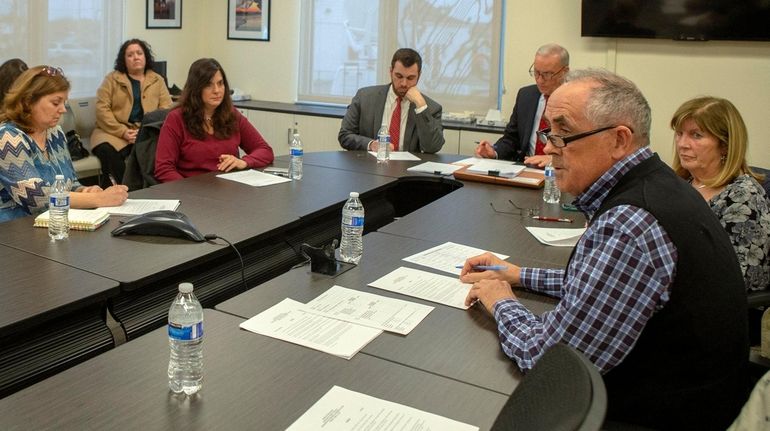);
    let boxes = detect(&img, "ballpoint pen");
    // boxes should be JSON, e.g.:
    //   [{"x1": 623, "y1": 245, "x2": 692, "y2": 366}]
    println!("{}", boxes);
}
[
  {"x1": 108, "y1": 174, "x2": 119, "y2": 186},
  {"x1": 455, "y1": 265, "x2": 508, "y2": 271},
  {"x1": 532, "y1": 216, "x2": 573, "y2": 223}
]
